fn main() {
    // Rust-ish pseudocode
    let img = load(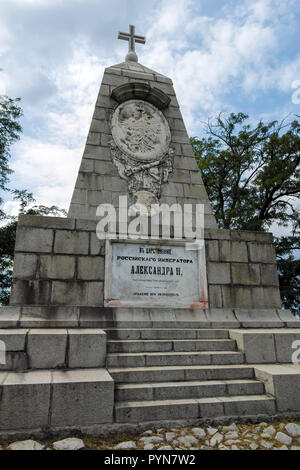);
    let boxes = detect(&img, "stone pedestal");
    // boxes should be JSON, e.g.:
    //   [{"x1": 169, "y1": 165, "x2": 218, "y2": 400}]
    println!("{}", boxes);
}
[{"x1": 0, "y1": 58, "x2": 299, "y2": 437}]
